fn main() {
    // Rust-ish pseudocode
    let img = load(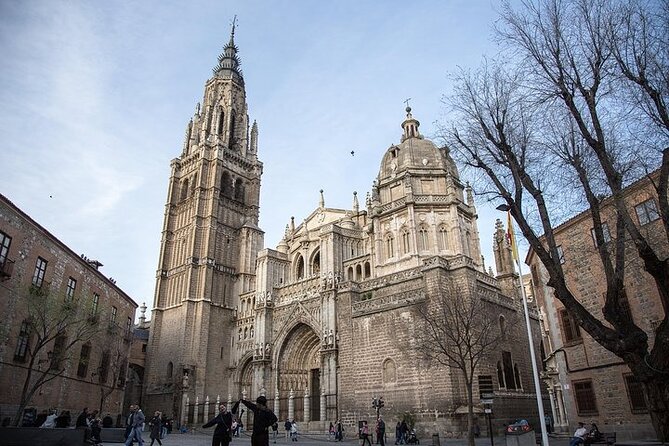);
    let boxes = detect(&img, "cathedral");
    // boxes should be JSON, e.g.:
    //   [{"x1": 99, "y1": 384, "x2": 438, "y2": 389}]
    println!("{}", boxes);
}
[{"x1": 144, "y1": 26, "x2": 543, "y2": 435}]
